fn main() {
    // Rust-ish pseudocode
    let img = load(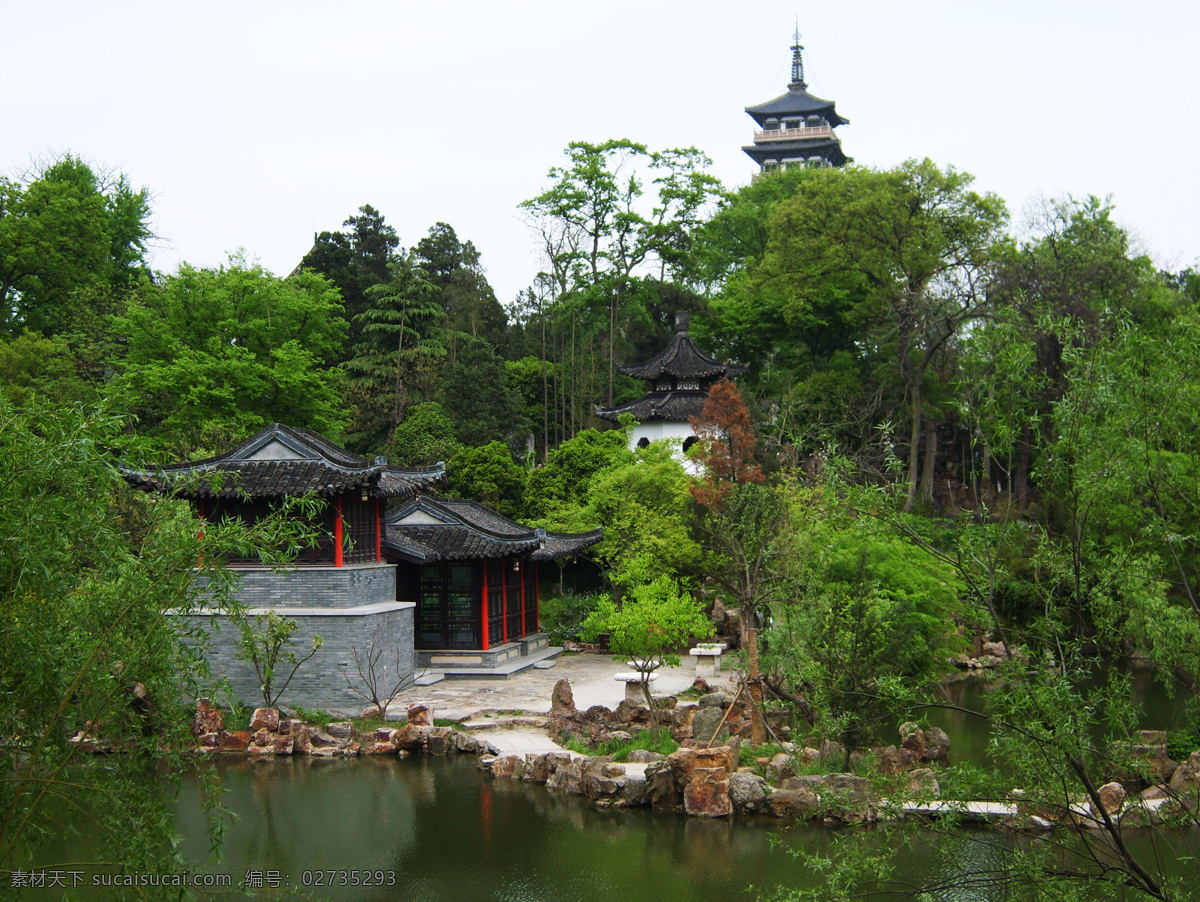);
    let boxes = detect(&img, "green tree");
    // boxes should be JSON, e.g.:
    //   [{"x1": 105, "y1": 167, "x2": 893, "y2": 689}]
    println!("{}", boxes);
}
[
  {"x1": 112, "y1": 258, "x2": 347, "y2": 456},
  {"x1": 440, "y1": 336, "x2": 522, "y2": 448},
  {"x1": 300, "y1": 204, "x2": 399, "y2": 353},
  {"x1": 342, "y1": 251, "x2": 446, "y2": 451},
  {"x1": 581, "y1": 575, "x2": 712, "y2": 735},
  {"x1": 444, "y1": 441, "x2": 527, "y2": 521},
  {"x1": 523, "y1": 427, "x2": 633, "y2": 521},
  {"x1": 414, "y1": 222, "x2": 509, "y2": 353},
  {"x1": 727, "y1": 160, "x2": 1008, "y2": 506},
  {"x1": 768, "y1": 504, "x2": 962, "y2": 766},
  {"x1": 584, "y1": 441, "x2": 701, "y2": 593},
  {"x1": 0, "y1": 398, "x2": 314, "y2": 888},
  {"x1": 385, "y1": 400, "x2": 461, "y2": 466},
  {"x1": 232, "y1": 610, "x2": 323, "y2": 709},
  {"x1": 0, "y1": 156, "x2": 151, "y2": 337}
]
